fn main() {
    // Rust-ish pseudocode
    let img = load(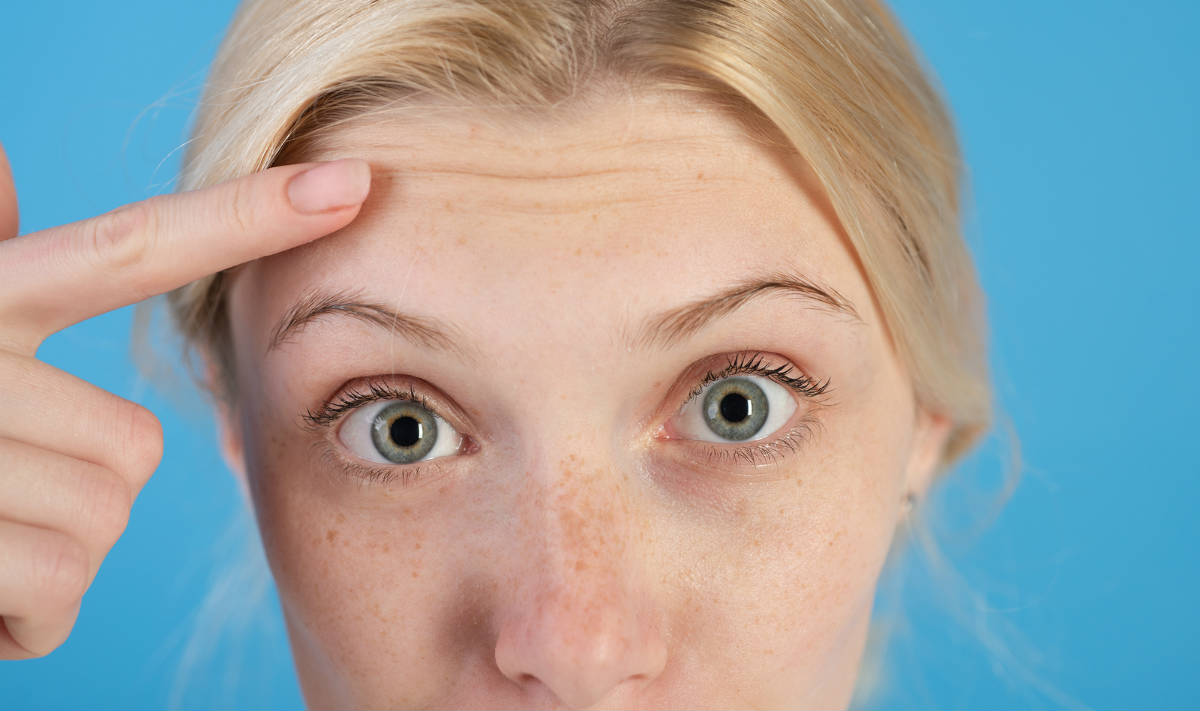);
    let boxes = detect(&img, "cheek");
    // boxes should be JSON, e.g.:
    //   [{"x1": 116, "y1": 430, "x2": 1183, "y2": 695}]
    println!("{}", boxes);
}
[
  {"x1": 672, "y1": 391, "x2": 913, "y2": 699},
  {"x1": 238, "y1": 409, "x2": 478, "y2": 705},
  {"x1": 666, "y1": 476, "x2": 894, "y2": 702}
]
